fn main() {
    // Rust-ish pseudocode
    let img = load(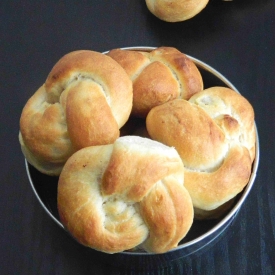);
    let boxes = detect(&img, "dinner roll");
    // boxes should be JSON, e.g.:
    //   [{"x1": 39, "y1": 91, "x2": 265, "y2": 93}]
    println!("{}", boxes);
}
[
  {"x1": 19, "y1": 50, "x2": 133, "y2": 176},
  {"x1": 146, "y1": 87, "x2": 256, "y2": 219},
  {"x1": 107, "y1": 47, "x2": 203, "y2": 117},
  {"x1": 145, "y1": 0, "x2": 209, "y2": 22},
  {"x1": 58, "y1": 136, "x2": 194, "y2": 253}
]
